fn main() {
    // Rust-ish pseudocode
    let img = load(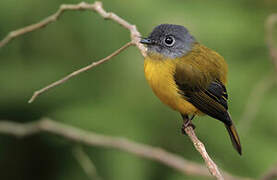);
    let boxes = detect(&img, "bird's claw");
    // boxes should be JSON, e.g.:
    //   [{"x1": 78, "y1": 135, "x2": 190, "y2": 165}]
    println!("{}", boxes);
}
[{"x1": 181, "y1": 121, "x2": 196, "y2": 135}]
